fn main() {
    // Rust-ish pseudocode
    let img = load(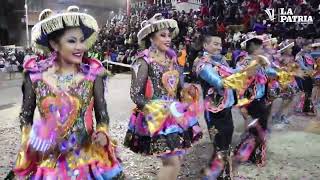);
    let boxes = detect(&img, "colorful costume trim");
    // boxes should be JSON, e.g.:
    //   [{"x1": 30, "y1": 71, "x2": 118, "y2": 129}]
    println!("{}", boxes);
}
[
  {"x1": 234, "y1": 119, "x2": 267, "y2": 167},
  {"x1": 194, "y1": 54, "x2": 235, "y2": 112}
]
